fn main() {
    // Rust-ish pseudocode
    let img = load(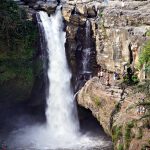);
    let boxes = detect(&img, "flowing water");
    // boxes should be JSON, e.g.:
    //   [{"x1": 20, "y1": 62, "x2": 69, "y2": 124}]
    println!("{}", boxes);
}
[
  {"x1": 82, "y1": 20, "x2": 92, "y2": 74},
  {"x1": 40, "y1": 8, "x2": 79, "y2": 139},
  {"x1": 4, "y1": 8, "x2": 113, "y2": 150}
]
